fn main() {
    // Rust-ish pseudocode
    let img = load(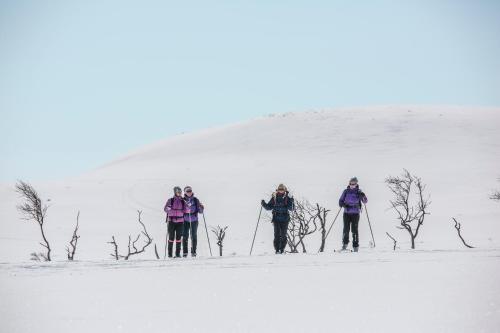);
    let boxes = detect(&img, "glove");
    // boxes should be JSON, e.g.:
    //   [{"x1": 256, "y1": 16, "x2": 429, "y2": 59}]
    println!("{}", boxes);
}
[
  {"x1": 199, "y1": 203, "x2": 204, "y2": 210},
  {"x1": 359, "y1": 191, "x2": 365, "y2": 198},
  {"x1": 261, "y1": 199, "x2": 266, "y2": 206}
]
